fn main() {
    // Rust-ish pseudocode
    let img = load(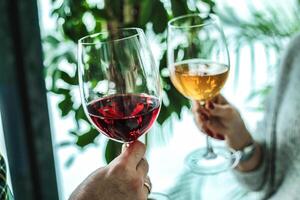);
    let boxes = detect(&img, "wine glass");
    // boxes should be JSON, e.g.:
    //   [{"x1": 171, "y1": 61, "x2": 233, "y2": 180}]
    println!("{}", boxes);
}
[
  {"x1": 78, "y1": 28, "x2": 161, "y2": 144},
  {"x1": 167, "y1": 13, "x2": 240, "y2": 174},
  {"x1": 78, "y1": 28, "x2": 169, "y2": 199}
]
